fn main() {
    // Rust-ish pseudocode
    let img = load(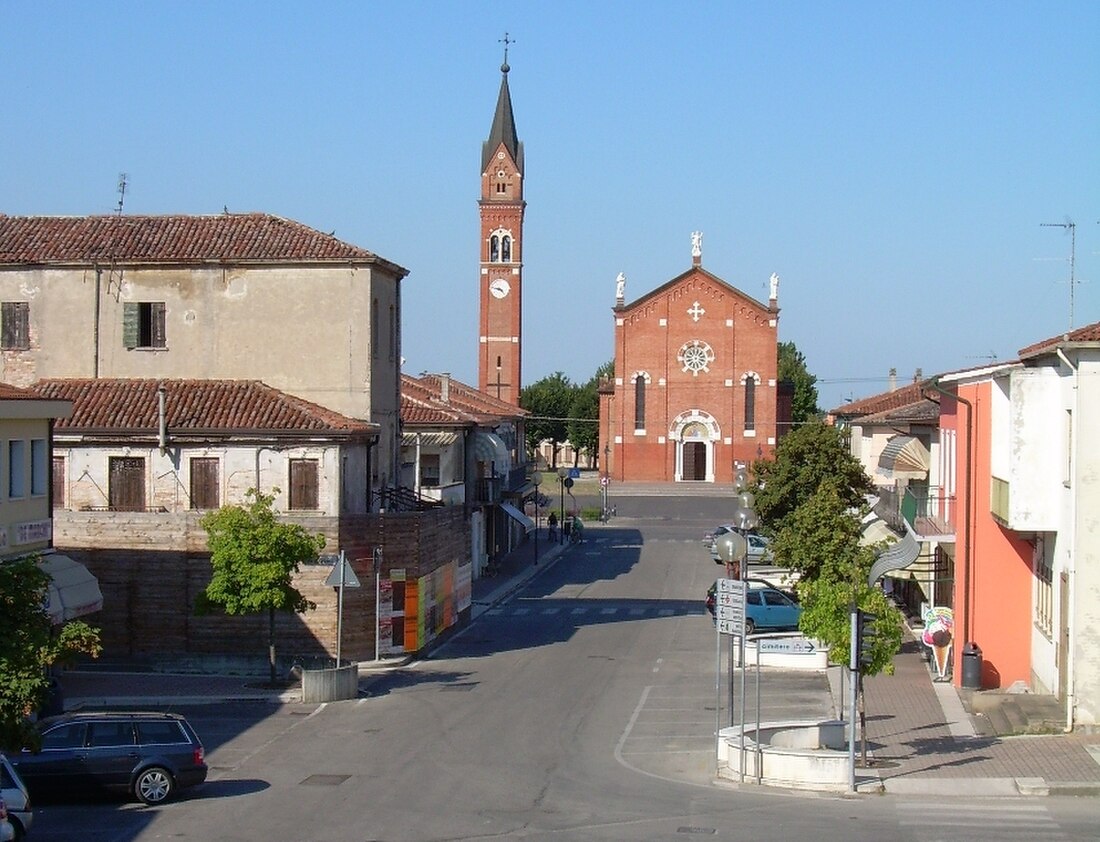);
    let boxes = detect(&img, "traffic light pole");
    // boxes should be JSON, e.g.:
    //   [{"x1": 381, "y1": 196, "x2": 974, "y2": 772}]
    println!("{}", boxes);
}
[{"x1": 848, "y1": 607, "x2": 858, "y2": 792}]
